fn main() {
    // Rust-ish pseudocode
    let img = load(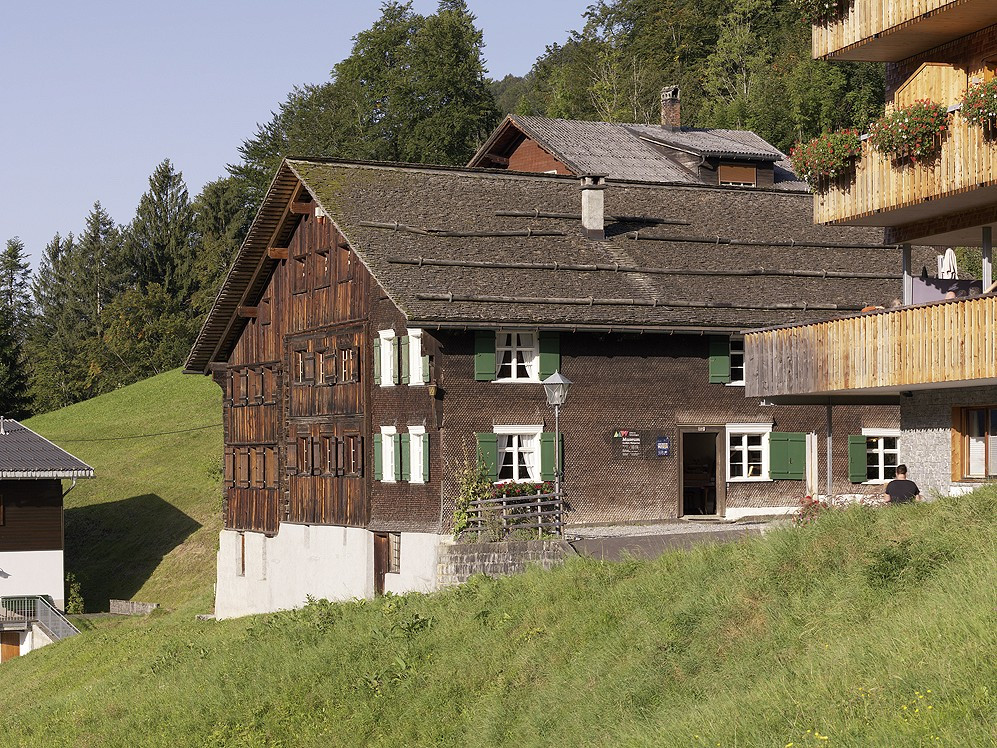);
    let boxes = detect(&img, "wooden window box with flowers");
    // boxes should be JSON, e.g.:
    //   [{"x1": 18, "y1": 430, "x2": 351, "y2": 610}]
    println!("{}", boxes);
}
[
  {"x1": 961, "y1": 79, "x2": 997, "y2": 136},
  {"x1": 868, "y1": 100, "x2": 950, "y2": 165},
  {"x1": 790, "y1": 129, "x2": 863, "y2": 192}
]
